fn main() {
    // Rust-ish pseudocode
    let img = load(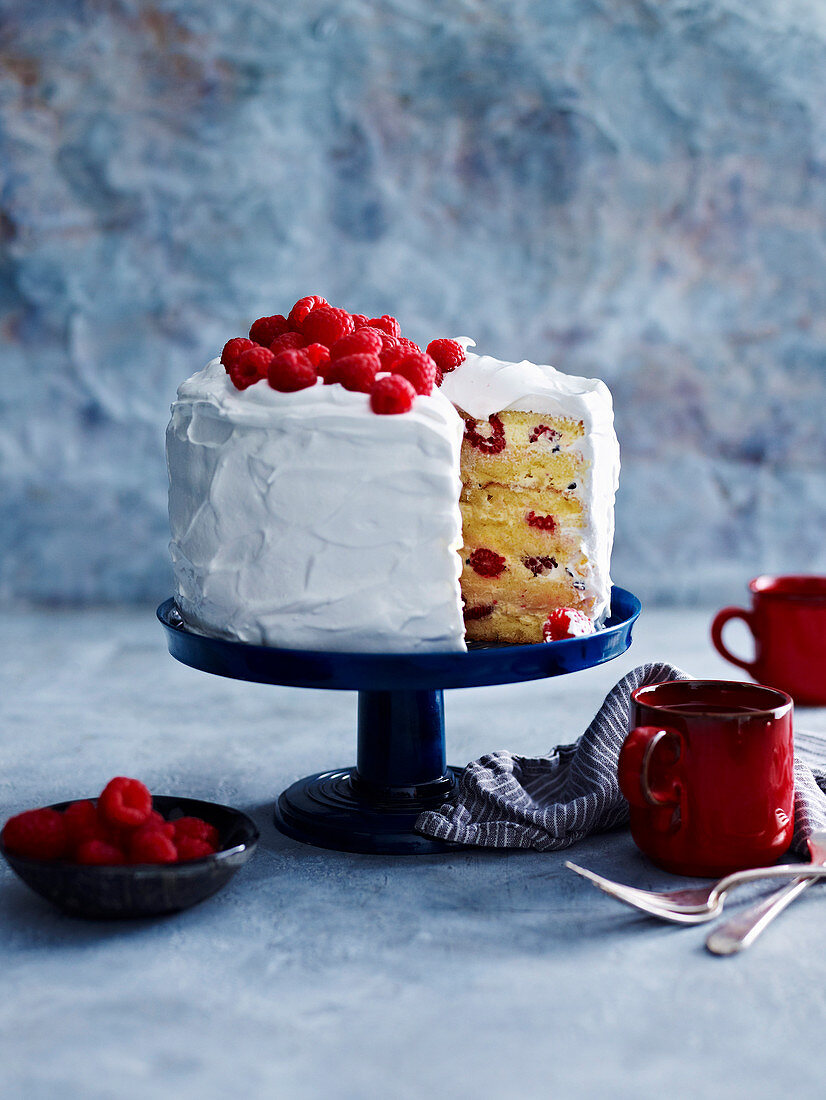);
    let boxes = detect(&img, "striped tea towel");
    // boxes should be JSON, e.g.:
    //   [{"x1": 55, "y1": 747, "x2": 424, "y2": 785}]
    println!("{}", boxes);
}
[{"x1": 415, "y1": 662, "x2": 826, "y2": 855}]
